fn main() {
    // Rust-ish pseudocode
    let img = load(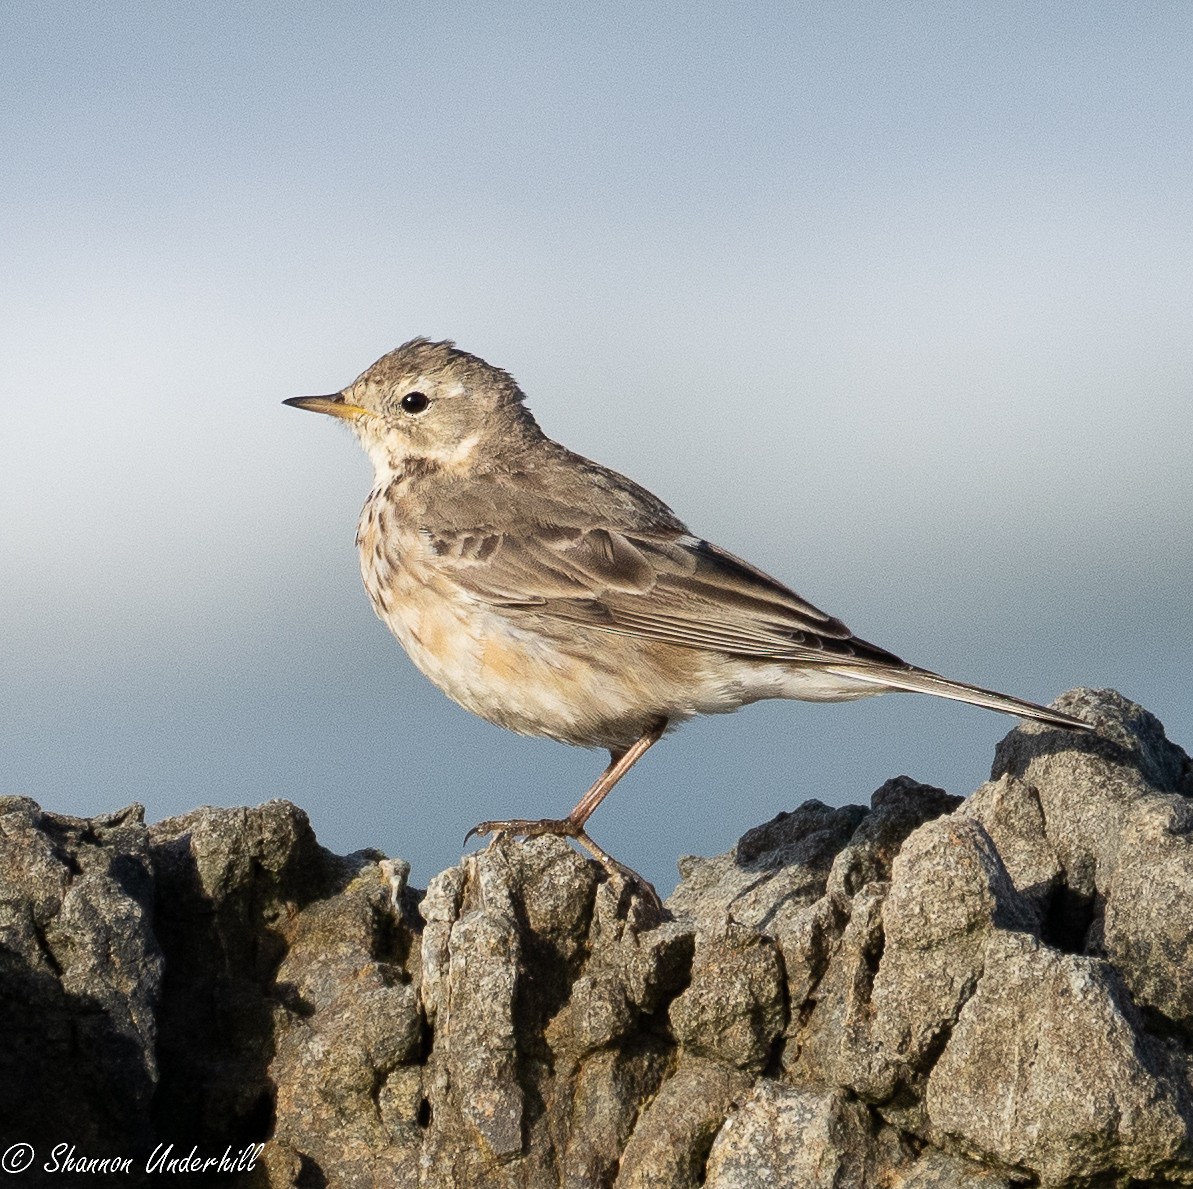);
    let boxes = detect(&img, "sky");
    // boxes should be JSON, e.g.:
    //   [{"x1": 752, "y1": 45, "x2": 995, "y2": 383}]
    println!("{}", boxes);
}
[{"x1": 3, "y1": 2, "x2": 1191, "y2": 894}]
